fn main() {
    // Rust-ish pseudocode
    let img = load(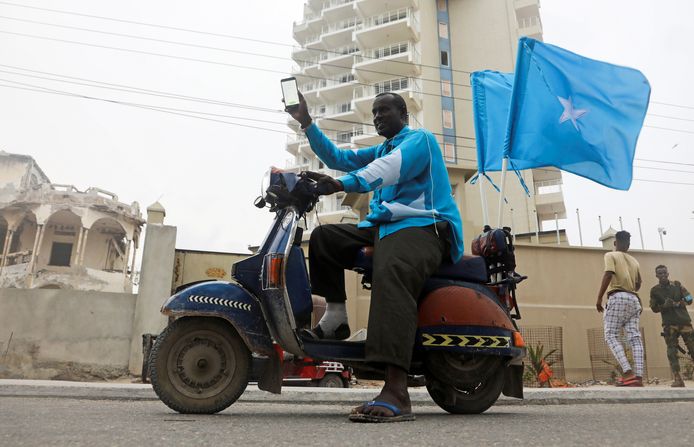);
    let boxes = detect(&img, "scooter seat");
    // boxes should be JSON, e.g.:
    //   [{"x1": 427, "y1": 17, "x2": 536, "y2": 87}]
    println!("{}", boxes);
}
[{"x1": 353, "y1": 247, "x2": 489, "y2": 283}]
